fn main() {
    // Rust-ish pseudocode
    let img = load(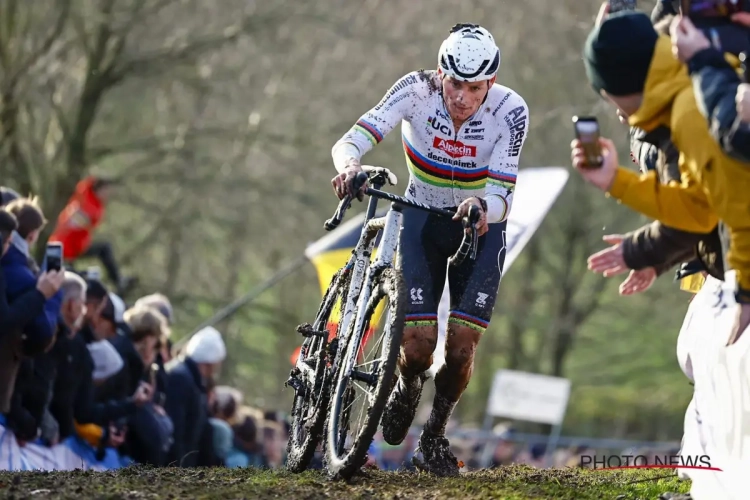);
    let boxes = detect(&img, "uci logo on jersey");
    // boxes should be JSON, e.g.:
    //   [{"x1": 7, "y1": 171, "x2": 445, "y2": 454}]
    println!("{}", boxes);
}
[{"x1": 427, "y1": 116, "x2": 451, "y2": 135}]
